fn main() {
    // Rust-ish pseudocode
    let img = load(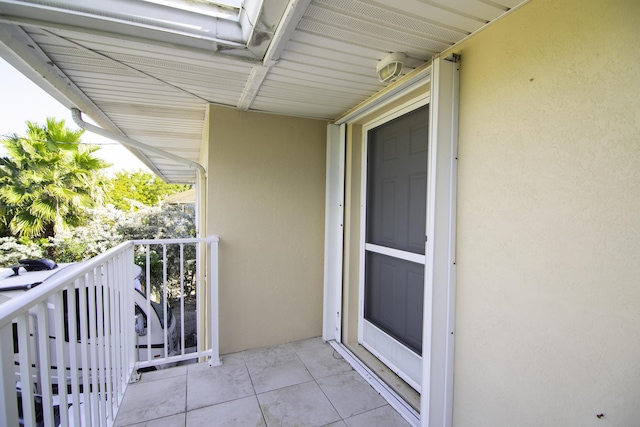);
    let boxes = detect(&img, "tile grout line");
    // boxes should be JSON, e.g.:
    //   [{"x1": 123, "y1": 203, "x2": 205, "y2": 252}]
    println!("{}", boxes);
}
[
  {"x1": 299, "y1": 341, "x2": 404, "y2": 426},
  {"x1": 183, "y1": 368, "x2": 188, "y2": 427},
  {"x1": 246, "y1": 359, "x2": 271, "y2": 426},
  {"x1": 295, "y1": 342, "x2": 348, "y2": 425}
]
